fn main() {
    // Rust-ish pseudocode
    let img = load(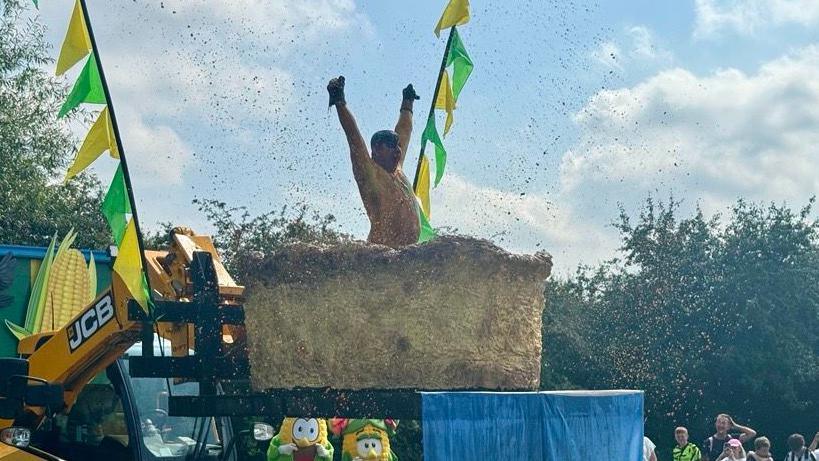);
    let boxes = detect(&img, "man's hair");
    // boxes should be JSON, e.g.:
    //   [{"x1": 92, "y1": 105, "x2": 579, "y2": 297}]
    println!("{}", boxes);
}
[
  {"x1": 716, "y1": 413, "x2": 731, "y2": 421},
  {"x1": 371, "y1": 130, "x2": 399, "y2": 149},
  {"x1": 675, "y1": 427, "x2": 688, "y2": 434},
  {"x1": 754, "y1": 437, "x2": 770, "y2": 450},
  {"x1": 788, "y1": 434, "x2": 805, "y2": 451}
]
